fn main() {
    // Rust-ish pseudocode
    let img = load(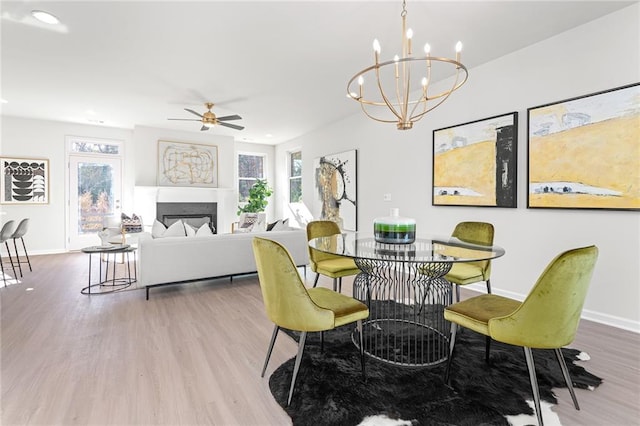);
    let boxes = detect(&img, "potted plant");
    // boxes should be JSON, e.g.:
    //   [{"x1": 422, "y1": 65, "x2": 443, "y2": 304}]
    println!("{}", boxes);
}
[{"x1": 237, "y1": 179, "x2": 273, "y2": 215}]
